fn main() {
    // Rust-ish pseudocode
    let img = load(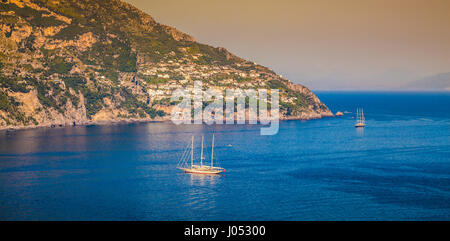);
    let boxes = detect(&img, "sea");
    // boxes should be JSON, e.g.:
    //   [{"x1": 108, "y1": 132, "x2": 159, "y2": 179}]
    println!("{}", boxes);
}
[{"x1": 0, "y1": 91, "x2": 449, "y2": 220}]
